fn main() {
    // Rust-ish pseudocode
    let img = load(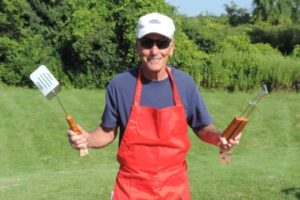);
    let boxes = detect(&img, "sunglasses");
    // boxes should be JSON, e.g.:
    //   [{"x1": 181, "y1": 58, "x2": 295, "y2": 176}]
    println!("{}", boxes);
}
[{"x1": 139, "y1": 38, "x2": 172, "y2": 49}]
